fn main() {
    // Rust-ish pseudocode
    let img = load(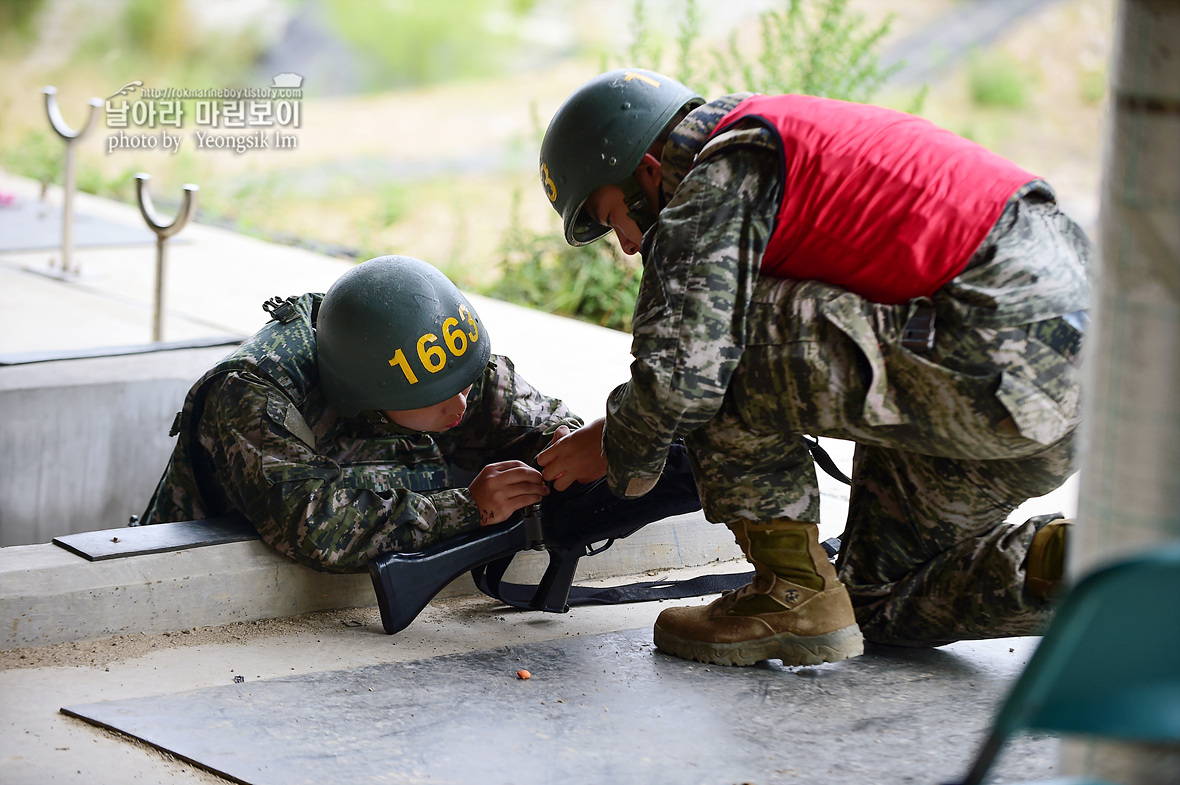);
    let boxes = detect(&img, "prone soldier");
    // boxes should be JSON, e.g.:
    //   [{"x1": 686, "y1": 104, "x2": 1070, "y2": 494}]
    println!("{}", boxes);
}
[{"x1": 141, "y1": 255, "x2": 701, "y2": 629}]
